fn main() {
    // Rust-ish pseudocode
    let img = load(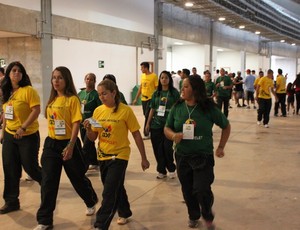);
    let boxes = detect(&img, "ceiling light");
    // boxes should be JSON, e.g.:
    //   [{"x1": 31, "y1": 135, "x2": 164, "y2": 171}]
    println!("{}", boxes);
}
[
  {"x1": 255, "y1": 31, "x2": 260, "y2": 35},
  {"x1": 218, "y1": 17, "x2": 226, "y2": 21},
  {"x1": 217, "y1": 49, "x2": 224, "y2": 52},
  {"x1": 174, "y1": 42, "x2": 183, "y2": 45},
  {"x1": 280, "y1": 40, "x2": 285, "y2": 43},
  {"x1": 291, "y1": 43, "x2": 296, "y2": 46},
  {"x1": 239, "y1": 25, "x2": 245, "y2": 29},
  {"x1": 185, "y1": 2, "x2": 193, "y2": 7}
]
